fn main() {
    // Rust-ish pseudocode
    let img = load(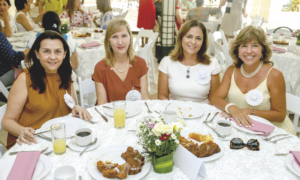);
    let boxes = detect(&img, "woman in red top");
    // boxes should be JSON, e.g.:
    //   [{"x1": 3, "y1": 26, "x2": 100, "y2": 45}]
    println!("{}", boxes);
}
[
  {"x1": 175, "y1": 0, "x2": 184, "y2": 31},
  {"x1": 92, "y1": 19, "x2": 149, "y2": 105},
  {"x1": 137, "y1": 0, "x2": 156, "y2": 47}
]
